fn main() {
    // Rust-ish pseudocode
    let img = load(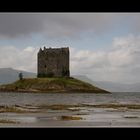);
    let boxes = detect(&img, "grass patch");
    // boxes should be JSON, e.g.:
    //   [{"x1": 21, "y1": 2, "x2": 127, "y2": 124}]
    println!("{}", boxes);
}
[{"x1": 0, "y1": 77, "x2": 109, "y2": 93}]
